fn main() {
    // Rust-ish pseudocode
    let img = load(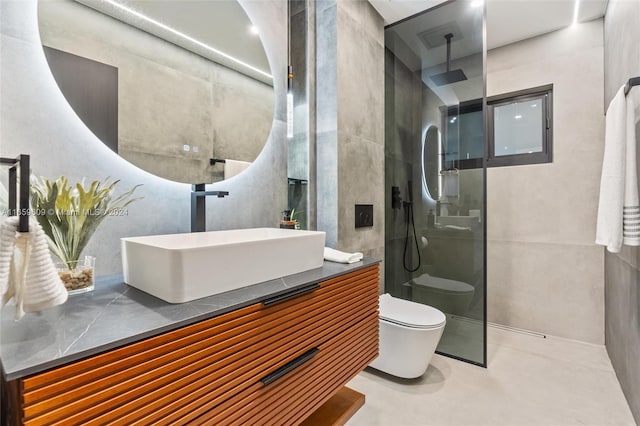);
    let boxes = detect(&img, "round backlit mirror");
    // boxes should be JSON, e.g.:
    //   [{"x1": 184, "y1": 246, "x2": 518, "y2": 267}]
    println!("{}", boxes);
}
[
  {"x1": 422, "y1": 125, "x2": 441, "y2": 201},
  {"x1": 38, "y1": 0, "x2": 274, "y2": 184}
]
